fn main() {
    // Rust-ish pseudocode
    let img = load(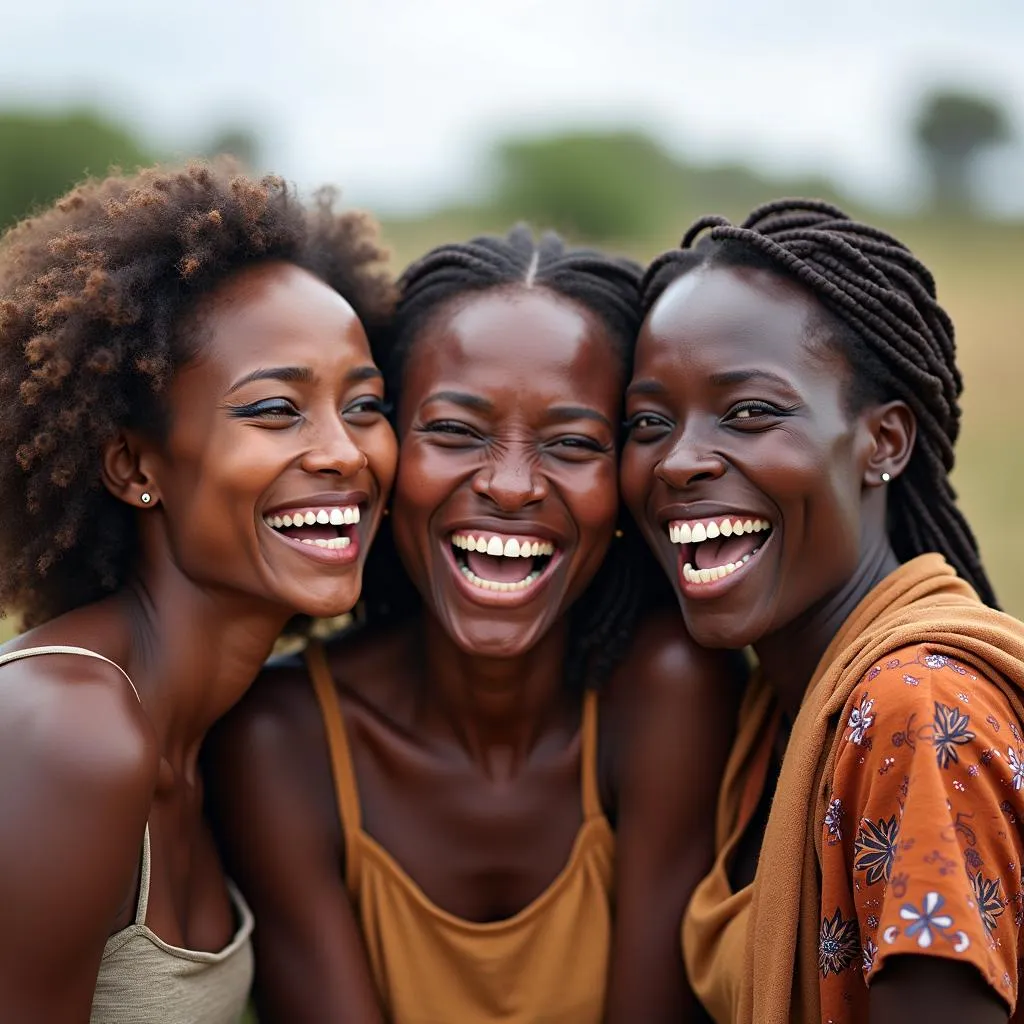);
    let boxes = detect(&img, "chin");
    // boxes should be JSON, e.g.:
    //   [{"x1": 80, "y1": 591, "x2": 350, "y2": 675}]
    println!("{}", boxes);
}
[
  {"x1": 445, "y1": 614, "x2": 551, "y2": 660},
  {"x1": 678, "y1": 601, "x2": 766, "y2": 652},
  {"x1": 293, "y1": 576, "x2": 365, "y2": 620}
]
